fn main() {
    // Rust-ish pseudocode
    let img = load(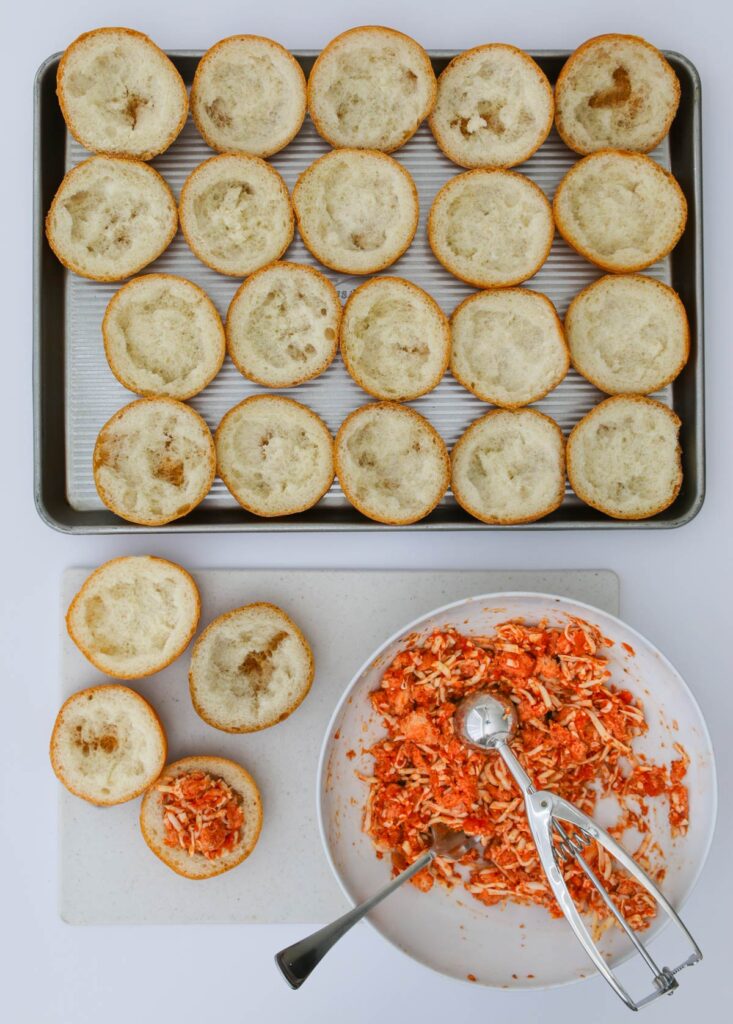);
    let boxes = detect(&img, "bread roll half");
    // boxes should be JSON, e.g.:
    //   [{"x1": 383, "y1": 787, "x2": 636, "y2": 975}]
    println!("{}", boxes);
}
[
  {"x1": 46, "y1": 156, "x2": 177, "y2": 281},
  {"x1": 567, "y1": 395, "x2": 682, "y2": 519},
  {"x1": 140, "y1": 756, "x2": 263, "y2": 878},
  {"x1": 93, "y1": 398, "x2": 216, "y2": 526},
  {"x1": 66, "y1": 556, "x2": 200, "y2": 679},
  {"x1": 335, "y1": 403, "x2": 449, "y2": 524},
  {"x1": 293, "y1": 149, "x2": 419, "y2": 275},
  {"x1": 428, "y1": 169, "x2": 553, "y2": 288},
  {"x1": 57, "y1": 27, "x2": 188, "y2": 160},
  {"x1": 553, "y1": 150, "x2": 687, "y2": 272},
  {"x1": 307, "y1": 26, "x2": 436, "y2": 152},
  {"x1": 452, "y1": 408, "x2": 565, "y2": 524},
  {"x1": 50, "y1": 685, "x2": 166, "y2": 805},
  {"x1": 189, "y1": 603, "x2": 314, "y2": 733}
]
